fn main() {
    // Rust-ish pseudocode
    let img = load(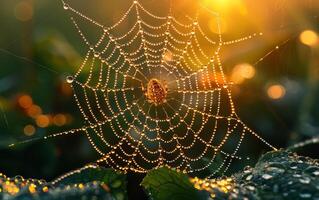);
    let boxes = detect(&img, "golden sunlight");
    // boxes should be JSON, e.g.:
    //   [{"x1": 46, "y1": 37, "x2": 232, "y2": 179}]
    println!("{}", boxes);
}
[
  {"x1": 202, "y1": 0, "x2": 247, "y2": 15},
  {"x1": 231, "y1": 63, "x2": 256, "y2": 84}
]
